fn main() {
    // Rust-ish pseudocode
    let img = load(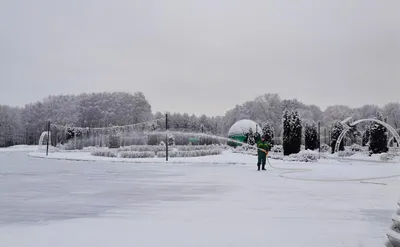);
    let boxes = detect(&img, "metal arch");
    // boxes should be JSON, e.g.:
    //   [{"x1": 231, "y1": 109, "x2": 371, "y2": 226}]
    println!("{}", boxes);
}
[{"x1": 334, "y1": 118, "x2": 400, "y2": 153}]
